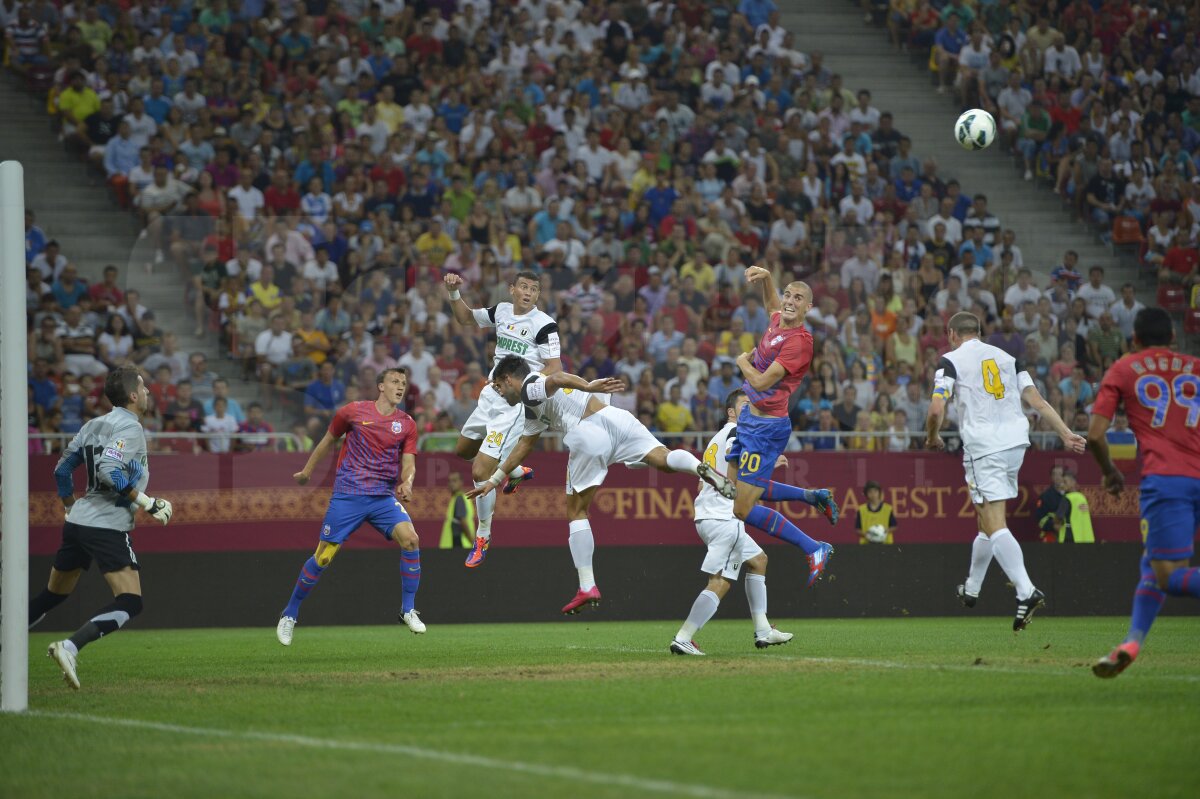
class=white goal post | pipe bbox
[2,160,30,713]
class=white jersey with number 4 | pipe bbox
[472,302,560,377]
[695,422,736,520]
[933,338,1033,458]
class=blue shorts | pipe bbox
[319,493,411,545]
[727,406,792,487]
[1140,475,1200,561]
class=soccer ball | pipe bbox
[866,524,887,544]
[955,109,996,151]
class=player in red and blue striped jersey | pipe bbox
[1087,308,1200,677]
[276,368,423,646]
[731,266,839,588]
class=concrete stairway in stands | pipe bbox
[0,76,272,427]
[782,0,1136,292]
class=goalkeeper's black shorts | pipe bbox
[53,521,141,574]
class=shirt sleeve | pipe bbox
[774,332,813,374]
[535,322,561,361]
[1091,362,1124,420]
[723,428,738,462]
[522,406,549,436]
[520,374,549,406]
[329,404,353,438]
[402,418,419,454]
[470,305,498,328]
[932,356,957,400]
[95,419,143,496]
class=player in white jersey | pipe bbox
[469,356,737,614]
[27,367,174,689]
[926,312,1086,631]
[669,389,794,656]
[444,270,561,568]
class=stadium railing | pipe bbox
[28,432,303,451]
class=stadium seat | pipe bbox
[1111,216,1144,247]
[1184,309,1200,336]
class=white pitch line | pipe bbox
[25,711,801,799]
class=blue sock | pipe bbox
[762,481,819,505]
[1165,567,1200,598]
[745,505,819,555]
[283,557,325,619]
[400,550,421,613]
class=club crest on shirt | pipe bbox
[114,439,126,450]
[391,421,403,434]
[770,335,785,346]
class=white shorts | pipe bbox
[696,518,764,580]
[562,406,662,495]
[963,445,1027,505]
[459,383,525,461]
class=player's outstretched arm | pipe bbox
[443,273,477,326]
[467,433,540,498]
[1084,412,1125,495]
[544,371,626,396]
[745,265,782,314]
[924,395,947,450]
[1020,385,1087,453]
[294,430,339,485]
[735,351,786,392]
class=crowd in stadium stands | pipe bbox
[8,0,1196,456]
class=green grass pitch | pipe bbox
[4,618,1196,799]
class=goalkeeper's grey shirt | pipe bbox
[56,407,150,532]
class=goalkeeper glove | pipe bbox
[134,493,174,525]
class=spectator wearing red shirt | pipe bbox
[1049,92,1082,134]
[87,264,125,310]
[1159,230,1199,287]
[264,168,300,216]
[405,18,443,64]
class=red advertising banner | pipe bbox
[26,451,1148,555]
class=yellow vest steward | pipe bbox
[440,491,475,548]
[1059,491,1095,543]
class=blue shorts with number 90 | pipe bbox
[727,406,792,487]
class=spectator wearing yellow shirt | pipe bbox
[443,174,476,222]
[76,6,113,55]
[679,255,716,292]
[656,384,694,433]
[415,219,455,265]
[374,84,405,134]
[718,316,756,354]
[294,310,331,365]
[57,71,101,144]
[249,264,282,311]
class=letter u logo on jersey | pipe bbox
[390,421,403,433]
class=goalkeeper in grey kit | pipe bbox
[29,367,174,690]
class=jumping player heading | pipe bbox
[445,271,560,568]
[731,266,838,587]
[1087,308,1200,677]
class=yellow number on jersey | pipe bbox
[703,443,719,470]
[981,358,1005,400]
[562,388,574,394]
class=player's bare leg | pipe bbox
[29,567,81,630]
[975,500,1043,631]
[562,487,602,614]
[640,446,735,498]
[734,479,833,587]
[392,521,426,633]
[278,541,340,645]
[1096,556,1200,678]
[49,567,144,690]
[460,436,534,568]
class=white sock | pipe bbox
[63,640,79,657]
[964,532,993,596]
[473,482,495,540]
[665,449,701,474]
[508,465,526,479]
[568,519,595,590]
[989,528,1035,601]
[745,573,770,636]
[676,590,720,642]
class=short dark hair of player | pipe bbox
[864,480,882,494]
[492,354,531,382]
[1133,307,1173,347]
[512,270,539,286]
[104,366,142,408]
[377,367,407,386]
[724,388,747,413]
[947,311,981,337]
